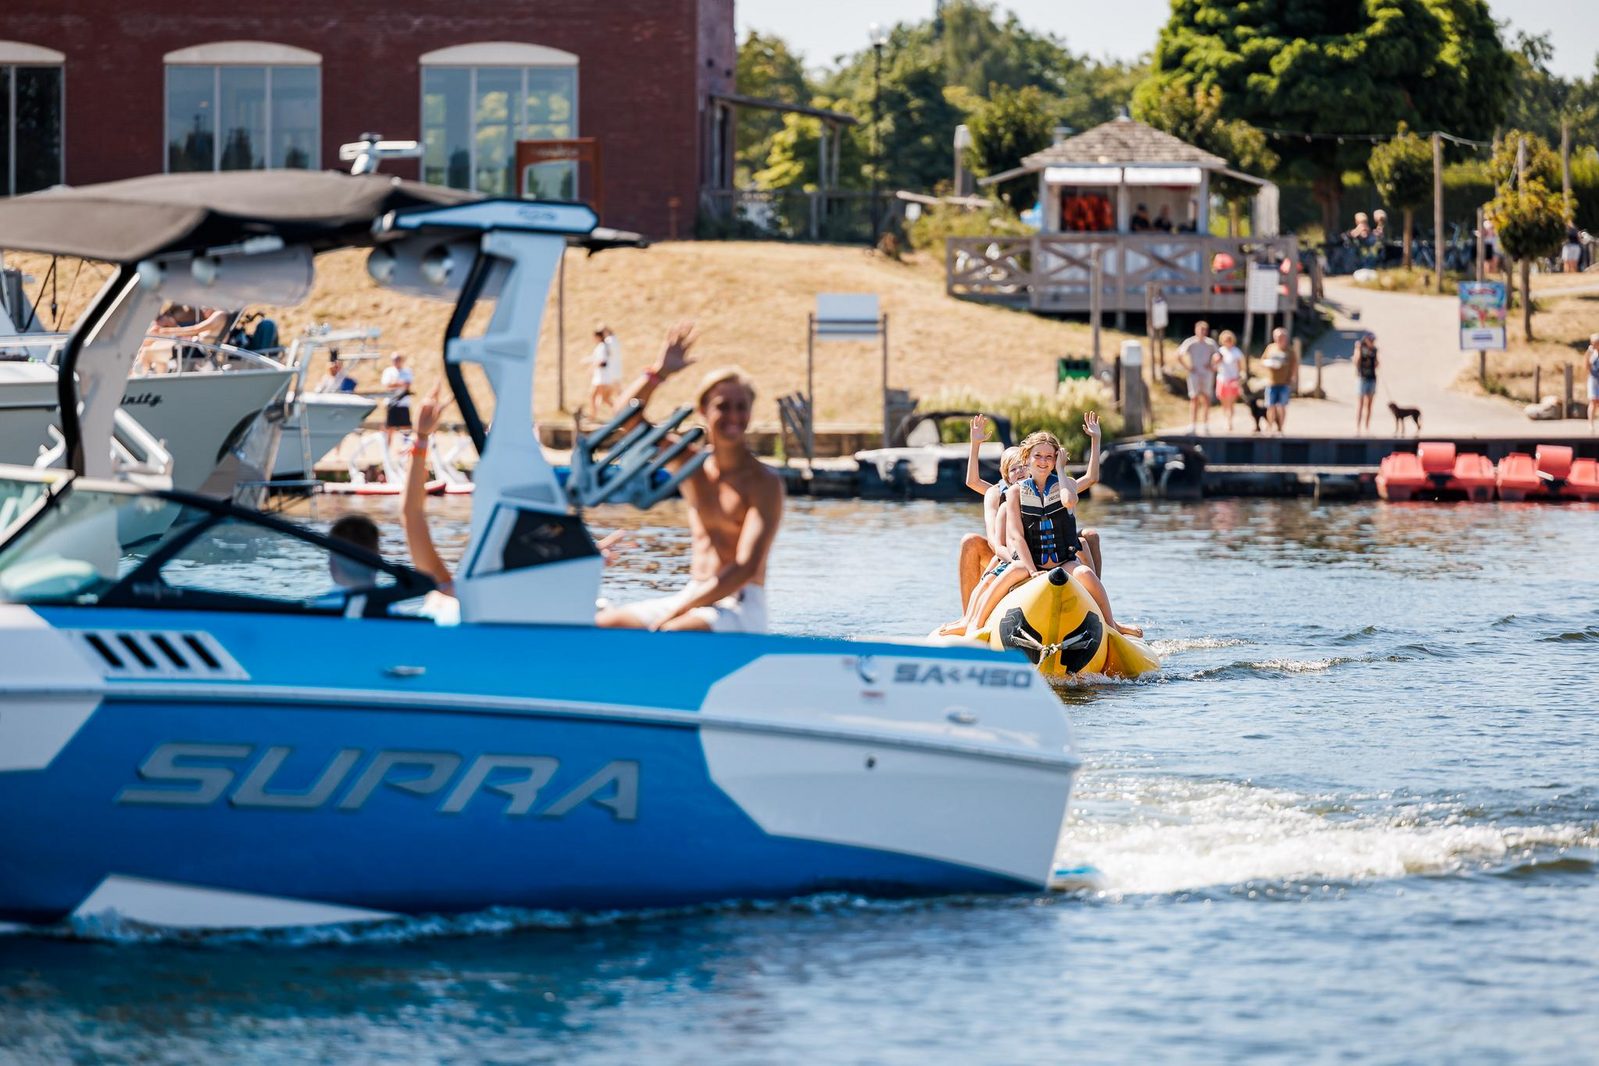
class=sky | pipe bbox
[737,0,1599,80]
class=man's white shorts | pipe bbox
[620,584,768,634]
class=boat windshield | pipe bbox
[0,474,431,616]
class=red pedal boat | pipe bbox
[1377,442,1494,502]
[1499,445,1599,502]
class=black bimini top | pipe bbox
[0,170,479,263]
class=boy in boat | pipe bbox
[1005,416,1141,637]
[596,323,784,633]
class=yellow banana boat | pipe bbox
[967,567,1160,681]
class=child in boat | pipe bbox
[1004,416,1141,637]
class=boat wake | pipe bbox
[1059,772,1597,898]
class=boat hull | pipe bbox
[269,393,377,478]
[0,606,1077,928]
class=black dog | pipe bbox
[1240,385,1270,433]
[1388,402,1422,436]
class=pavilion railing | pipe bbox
[946,233,1300,313]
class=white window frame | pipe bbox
[0,42,67,197]
[163,42,322,173]
[419,42,579,196]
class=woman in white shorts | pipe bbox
[1214,329,1245,432]
[586,325,623,414]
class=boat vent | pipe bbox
[76,630,249,681]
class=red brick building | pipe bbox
[0,0,735,237]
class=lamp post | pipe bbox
[953,123,973,198]
[868,22,888,242]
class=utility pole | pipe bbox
[1432,132,1445,293]
[1561,120,1572,203]
[868,24,887,244]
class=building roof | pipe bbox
[1022,116,1227,170]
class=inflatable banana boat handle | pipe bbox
[935,567,1161,681]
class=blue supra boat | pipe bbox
[0,171,1080,930]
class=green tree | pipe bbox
[1367,125,1434,267]
[1501,33,1599,151]
[1489,181,1569,339]
[735,33,814,184]
[1488,129,1563,190]
[1138,0,1515,234]
[1133,83,1277,234]
[965,84,1056,209]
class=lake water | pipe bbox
[3,496,1596,1063]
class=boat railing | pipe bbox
[134,335,288,378]
[0,331,71,364]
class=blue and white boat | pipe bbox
[0,171,1081,931]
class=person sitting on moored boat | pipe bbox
[1005,417,1142,637]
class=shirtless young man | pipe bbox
[596,323,784,633]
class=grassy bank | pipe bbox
[8,242,1135,429]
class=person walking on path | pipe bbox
[1178,321,1218,434]
[1354,332,1380,434]
[1587,334,1599,433]
[1260,328,1297,435]
[1214,329,1245,432]
[585,325,623,415]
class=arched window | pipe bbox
[0,42,64,196]
[420,42,578,197]
[164,42,321,172]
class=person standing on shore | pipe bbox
[1178,320,1218,435]
[1354,332,1379,435]
[380,351,414,454]
[1586,333,1599,433]
[585,325,623,415]
[1261,328,1296,435]
[1214,329,1245,433]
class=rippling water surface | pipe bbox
[4,497,1597,1064]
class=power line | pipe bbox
[1256,126,1493,149]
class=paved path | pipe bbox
[1155,279,1535,438]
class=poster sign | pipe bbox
[1458,281,1507,350]
[1245,262,1279,313]
[1150,297,1169,331]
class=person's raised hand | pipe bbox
[1084,410,1101,440]
[970,414,989,443]
[416,384,449,438]
[655,321,698,380]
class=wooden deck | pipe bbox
[945,233,1300,316]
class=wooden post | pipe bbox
[1475,207,1485,282]
[1292,338,1303,396]
[880,313,891,447]
[1479,349,1487,386]
[1315,349,1324,398]
[1432,132,1445,294]
[1565,362,1575,418]
[1090,247,1103,373]
[556,246,566,412]
[805,313,816,464]
[1534,364,1541,402]
[1241,307,1254,357]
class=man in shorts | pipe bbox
[1177,320,1218,434]
[380,352,414,453]
[1261,327,1297,435]
[596,323,784,633]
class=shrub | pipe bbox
[923,379,1124,460]
[905,201,1032,254]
